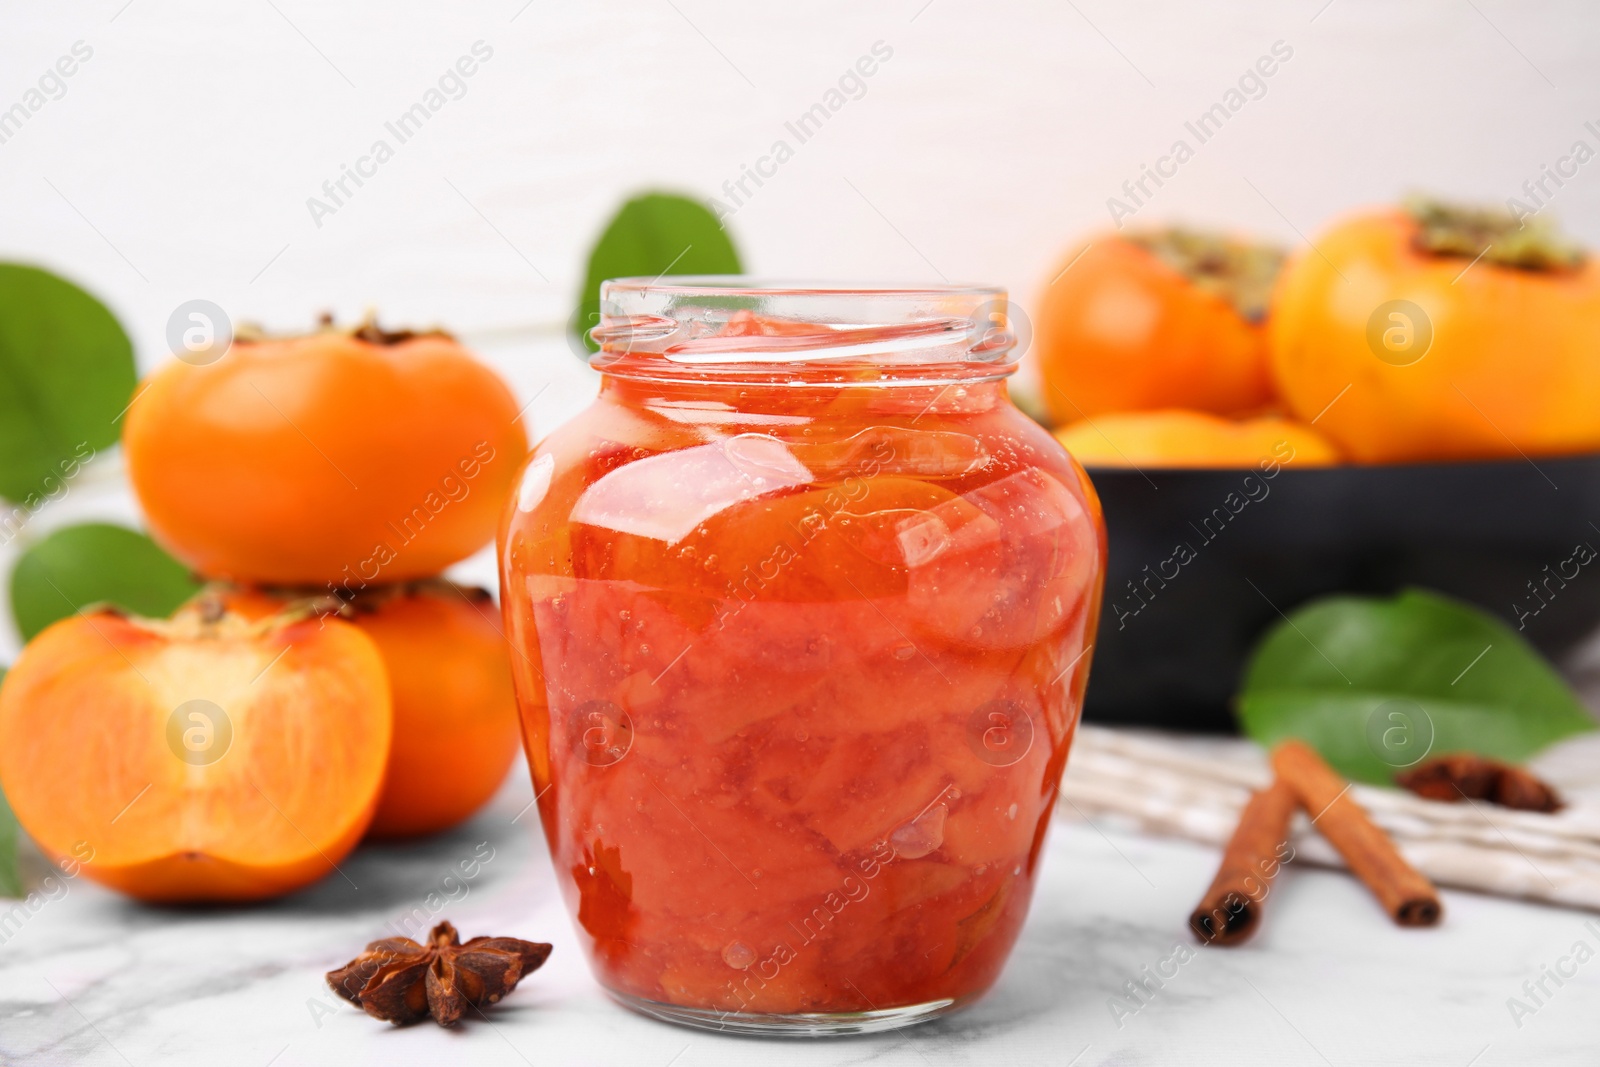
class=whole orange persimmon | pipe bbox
[1054,410,1339,469]
[1034,230,1284,423]
[1270,199,1600,463]
[220,581,520,839]
[0,603,391,902]
[124,319,528,586]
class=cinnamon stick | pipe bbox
[1189,778,1297,945]
[1272,740,1442,926]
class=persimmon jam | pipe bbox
[499,282,1105,1034]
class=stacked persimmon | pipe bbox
[1036,199,1600,467]
[0,319,528,902]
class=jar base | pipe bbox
[607,990,966,1037]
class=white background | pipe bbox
[2,0,1599,659]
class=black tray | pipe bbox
[1082,453,1600,732]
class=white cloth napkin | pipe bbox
[1058,725,1600,911]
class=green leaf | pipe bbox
[10,523,200,641]
[574,192,742,355]
[0,264,135,503]
[0,796,17,899]
[1238,588,1596,784]
[0,666,16,899]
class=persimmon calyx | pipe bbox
[331,577,495,617]
[1124,228,1286,323]
[163,587,331,640]
[188,578,494,626]
[1406,195,1585,272]
[231,311,455,347]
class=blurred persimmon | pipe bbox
[0,604,391,902]
[1053,410,1339,469]
[1034,230,1284,423]
[222,581,519,840]
[1270,199,1600,463]
[124,318,528,586]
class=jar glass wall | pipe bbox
[498,281,1105,1035]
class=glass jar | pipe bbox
[499,281,1104,1035]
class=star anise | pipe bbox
[327,920,552,1026]
[1396,753,1563,813]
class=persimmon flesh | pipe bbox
[224,582,520,839]
[0,607,391,902]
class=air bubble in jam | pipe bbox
[722,941,756,970]
[897,513,952,567]
[889,803,948,860]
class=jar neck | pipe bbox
[589,281,1022,388]
[589,349,1018,390]
[598,373,1015,419]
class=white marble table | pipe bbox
[2,752,1595,1067]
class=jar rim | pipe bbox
[601,277,1005,300]
[591,276,1021,384]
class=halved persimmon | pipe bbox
[123,318,528,585]
[0,604,391,902]
[220,581,520,839]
